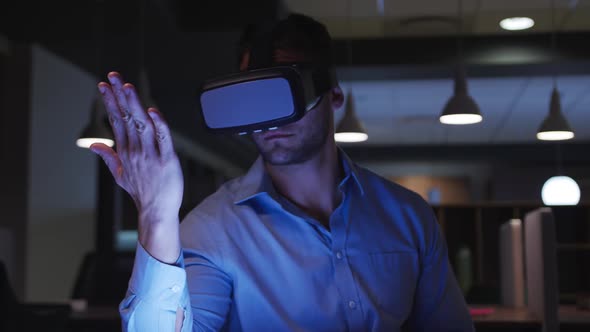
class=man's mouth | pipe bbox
[262,132,293,141]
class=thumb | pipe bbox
[90,143,123,180]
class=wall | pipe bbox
[361,161,492,203]
[0,44,31,299]
[389,175,472,205]
[25,45,98,302]
[491,163,590,203]
[362,160,589,205]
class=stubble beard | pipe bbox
[254,115,330,166]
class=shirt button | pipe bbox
[335,251,343,259]
[348,300,357,310]
[171,284,181,293]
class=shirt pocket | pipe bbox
[368,251,419,319]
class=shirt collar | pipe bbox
[233,148,364,205]
[338,149,365,196]
[233,156,276,205]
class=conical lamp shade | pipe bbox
[536,88,574,141]
[76,95,115,148]
[335,91,368,143]
[440,66,482,125]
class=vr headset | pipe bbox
[197,22,337,135]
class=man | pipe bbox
[91,14,474,332]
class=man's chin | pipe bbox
[255,141,311,165]
[260,149,297,166]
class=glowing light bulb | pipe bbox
[500,17,535,31]
[541,176,581,206]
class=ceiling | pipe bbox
[337,74,590,145]
[285,0,590,37]
[284,0,590,147]
[1,0,589,166]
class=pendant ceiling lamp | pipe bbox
[542,175,580,206]
[335,0,368,143]
[77,0,113,149]
[335,91,368,143]
[541,143,580,206]
[440,66,482,125]
[536,0,574,141]
[76,98,115,148]
[539,0,579,205]
[440,0,482,125]
[536,88,574,141]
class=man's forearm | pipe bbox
[138,213,181,264]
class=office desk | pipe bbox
[471,306,540,332]
[68,306,120,331]
[69,305,544,331]
[61,304,590,332]
[471,305,590,332]
[560,304,590,324]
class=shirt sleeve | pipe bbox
[119,243,193,332]
[119,224,234,332]
[404,203,475,332]
[180,211,234,331]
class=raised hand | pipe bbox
[90,72,183,263]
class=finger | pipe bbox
[123,83,156,154]
[98,82,127,150]
[147,108,175,159]
[90,143,124,184]
[107,72,139,148]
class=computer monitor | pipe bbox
[524,208,559,332]
[499,219,525,308]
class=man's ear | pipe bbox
[329,85,344,110]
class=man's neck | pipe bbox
[264,143,343,228]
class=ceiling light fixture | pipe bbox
[536,88,574,140]
[77,0,113,149]
[536,0,574,141]
[499,17,535,31]
[439,0,483,126]
[541,175,580,206]
[76,98,114,148]
[541,143,580,206]
[335,0,368,143]
[335,91,368,143]
[539,0,579,205]
[440,67,483,125]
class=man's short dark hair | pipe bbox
[237,13,334,68]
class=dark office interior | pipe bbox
[1,0,589,331]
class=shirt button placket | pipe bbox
[331,203,364,328]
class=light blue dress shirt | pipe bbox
[120,151,474,331]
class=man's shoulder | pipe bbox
[355,165,440,252]
[356,165,429,210]
[179,175,247,251]
[183,175,243,219]
[179,174,249,231]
